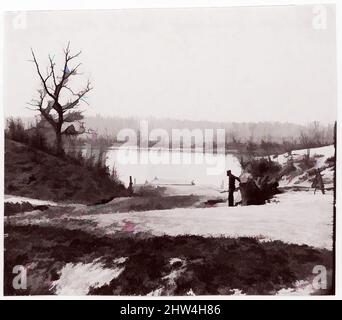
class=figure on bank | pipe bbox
[227,170,241,207]
[312,169,325,195]
[128,176,134,196]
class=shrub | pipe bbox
[110,163,121,184]
[4,202,34,216]
[28,127,47,151]
[4,202,48,216]
[280,161,297,177]
[325,156,335,166]
[248,158,281,179]
[296,156,316,171]
[6,118,28,143]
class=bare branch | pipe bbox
[62,80,92,112]
[63,85,78,96]
[48,54,57,87]
[53,44,82,99]
[30,48,56,101]
[66,63,82,77]
[25,106,39,111]
[27,88,57,129]
[64,110,84,123]
[63,41,71,56]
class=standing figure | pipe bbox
[312,169,325,195]
[227,170,240,207]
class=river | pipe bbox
[106,147,241,187]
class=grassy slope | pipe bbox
[5,139,125,204]
[4,225,333,295]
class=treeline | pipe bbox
[229,133,331,157]
[6,116,335,158]
[82,115,334,145]
[5,118,47,151]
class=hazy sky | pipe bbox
[4,5,337,124]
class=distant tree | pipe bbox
[28,42,92,155]
[299,131,312,163]
[6,117,27,143]
[325,123,335,144]
[260,139,273,161]
[228,132,241,147]
[311,121,323,146]
[111,164,120,184]
[27,118,47,151]
[282,138,296,158]
[246,139,257,158]
[248,123,256,141]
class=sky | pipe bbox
[3,5,337,124]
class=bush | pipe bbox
[6,118,28,143]
[296,156,316,171]
[28,127,47,151]
[280,161,297,177]
[6,117,49,152]
[110,163,121,184]
[325,156,335,166]
[4,202,34,216]
[248,158,281,179]
[64,142,113,179]
[4,202,49,216]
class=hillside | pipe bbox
[276,145,335,190]
[5,139,126,204]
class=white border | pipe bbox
[0,0,340,300]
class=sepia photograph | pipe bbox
[2,3,337,297]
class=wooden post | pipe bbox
[128,176,133,196]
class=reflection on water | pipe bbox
[106,148,241,187]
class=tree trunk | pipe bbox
[239,178,279,206]
[305,148,310,165]
[55,130,64,156]
[239,180,265,206]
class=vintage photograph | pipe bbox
[3,5,337,296]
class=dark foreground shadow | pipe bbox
[4,225,333,296]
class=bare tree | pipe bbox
[28,42,92,155]
[299,131,312,163]
[248,123,256,141]
[282,137,296,158]
[246,139,257,159]
[311,121,323,146]
[228,132,241,147]
[260,138,275,161]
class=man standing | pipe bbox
[227,170,240,207]
[312,169,325,195]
